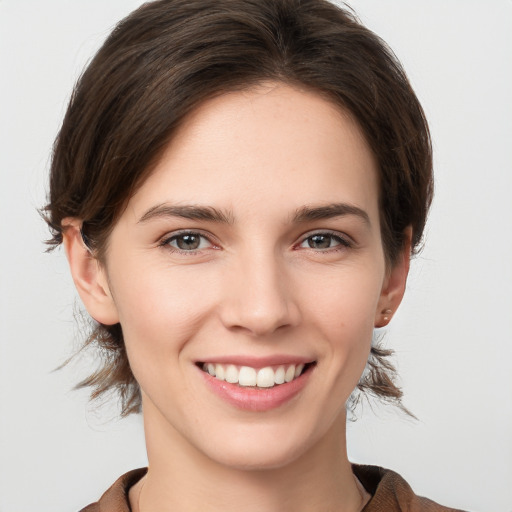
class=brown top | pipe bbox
[79,465,467,512]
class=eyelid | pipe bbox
[295,229,354,250]
[158,229,220,252]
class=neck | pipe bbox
[133,403,364,512]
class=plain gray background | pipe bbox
[0,1,511,511]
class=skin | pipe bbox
[64,83,410,512]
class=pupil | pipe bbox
[309,235,330,249]
[177,234,200,250]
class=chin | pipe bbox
[197,420,327,472]
[209,441,307,472]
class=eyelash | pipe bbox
[158,230,353,255]
[296,231,353,252]
[158,230,216,254]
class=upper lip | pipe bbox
[197,354,315,368]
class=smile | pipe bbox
[200,362,313,388]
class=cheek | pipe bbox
[107,263,217,369]
[300,265,382,384]
[111,256,213,323]
[301,264,383,333]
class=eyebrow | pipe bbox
[138,202,370,227]
[138,204,234,224]
[292,203,371,226]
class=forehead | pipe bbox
[125,83,379,223]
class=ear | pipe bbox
[375,227,412,328]
[62,218,120,325]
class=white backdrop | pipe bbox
[0,1,511,511]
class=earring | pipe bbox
[382,308,392,323]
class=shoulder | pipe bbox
[353,465,467,512]
[79,468,147,512]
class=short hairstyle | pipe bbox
[44,0,433,416]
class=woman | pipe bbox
[44,0,465,510]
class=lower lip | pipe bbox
[199,366,313,412]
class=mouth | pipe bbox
[197,361,315,389]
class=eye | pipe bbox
[299,233,350,250]
[162,232,213,252]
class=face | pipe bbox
[89,83,407,469]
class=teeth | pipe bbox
[294,363,304,378]
[274,366,285,385]
[225,364,238,384]
[215,364,225,381]
[238,366,257,386]
[284,365,295,383]
[257,367,275,388]
[202,363,307,388]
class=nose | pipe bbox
[219,250,301,337]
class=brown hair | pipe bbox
[44,0,432,416]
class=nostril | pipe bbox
[217,268,301,336]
